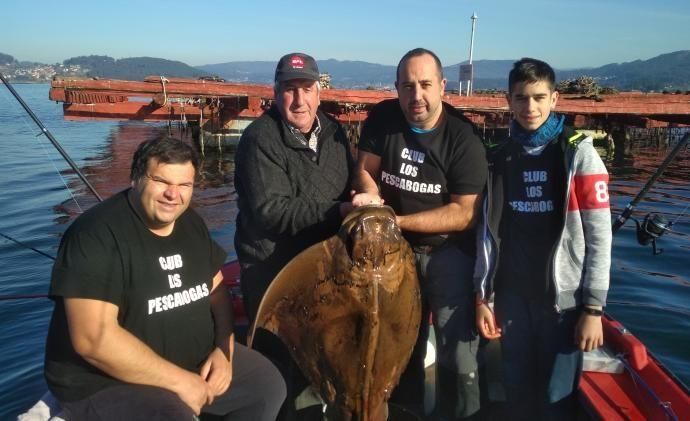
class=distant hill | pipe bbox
[199,51,690,91]
[2,51,688,91]
[63,55,208,80]
[0,52,16,65]
[198,59,397,88]
[319,59,396,89]
[197,58,514,90]
[444,60,514,91]
[558,51,690,91]
[197,61,276,84]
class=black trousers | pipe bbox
[59,344,286,421]
[240,264,314,421]
[390,245,481,420]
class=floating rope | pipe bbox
[199,97,205,156]
[160,76,169,106]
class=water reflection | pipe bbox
[604,129,690,386]
[55,123,239,239]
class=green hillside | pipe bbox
[63,55,208,80]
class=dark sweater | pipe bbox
[234,106,353,278]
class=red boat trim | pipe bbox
[580,316,690,420]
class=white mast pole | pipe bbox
[467,12,478,96]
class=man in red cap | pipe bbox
[234,52,354,419]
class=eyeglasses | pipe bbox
[144,174,194,192]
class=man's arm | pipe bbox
[351,151,384,206]
[397,193,481,233]
[64,298,211,414]
[573,141,612,351]
[353,150,481,232]
[199,270,235,398]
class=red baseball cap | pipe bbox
[274,52,320,83]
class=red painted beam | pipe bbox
[62,102,204,122]
[53,77,275,98]
[62,102,375,124]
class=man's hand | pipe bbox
[173,370,214,415]
[351,191,384,208]
[476,302,501,340]
[200,347,233,399]
[64,297,215,415]
[574,312,604,352]
[351,151,383,207]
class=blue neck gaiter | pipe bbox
[511,113,565,147]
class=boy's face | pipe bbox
[507,80,559,132]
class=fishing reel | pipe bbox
[632,213,671,255]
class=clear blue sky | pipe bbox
[3,0,689,69]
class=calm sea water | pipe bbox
[1,84,688,419]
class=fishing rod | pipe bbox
[0,74,102,302]
[0,72,103,202]
[0,293,49,302]
[0,232,53,299]
[612,132,690,235]
[0,232,55,260]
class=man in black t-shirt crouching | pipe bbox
[352,48,488,419]
[44,136,286,420]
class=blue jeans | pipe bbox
[494,294,582,420]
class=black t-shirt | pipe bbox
[495,141,565,300]
[45,190,227,402]
[358,99,487,250]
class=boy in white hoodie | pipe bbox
[474,58,612,420]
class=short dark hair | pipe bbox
[508,58,556,94]
[396,48,444,83]
[130,136,199,182]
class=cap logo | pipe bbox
[290,56,305,69]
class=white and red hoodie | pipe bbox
[474,128,612,311]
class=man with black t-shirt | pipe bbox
[44,137,286,420]
[352,48,488,419]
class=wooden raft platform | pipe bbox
[49,76,690,129]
